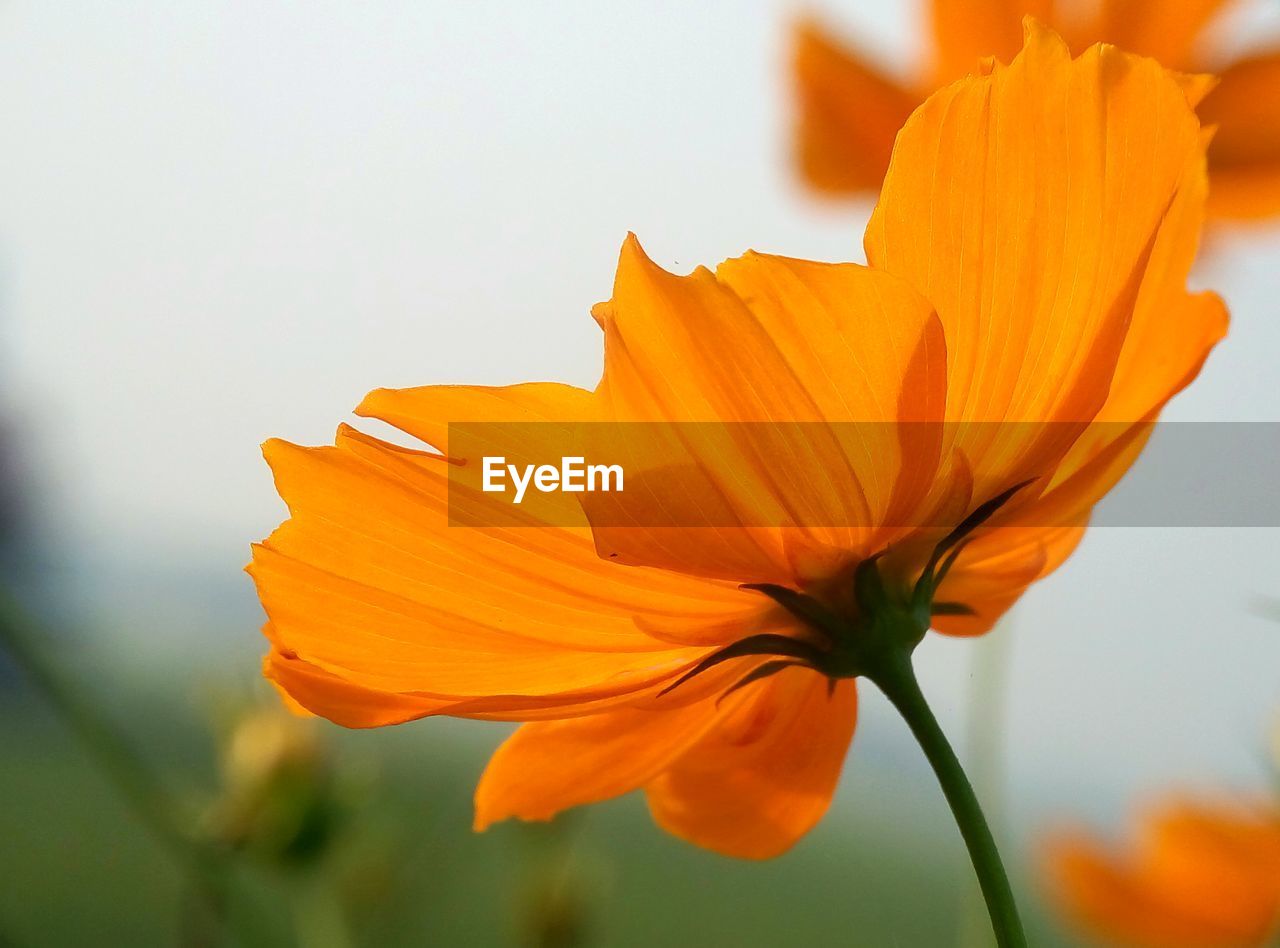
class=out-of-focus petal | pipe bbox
[1048,834,1250,946]
[1205,162,1280,221]
[1200,52,1280,220]
[929,0,1052,83]
[645,669,857,859]
[792,19,919,195]
[1045,801,1280,946]
[1092,0,1232,70]
[1145,805,1280,918]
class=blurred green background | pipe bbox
[0,640,1074,946]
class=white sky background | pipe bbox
[0,1,1278,833]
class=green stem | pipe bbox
[0,587,245,942]
[866,649,1027,948]
[0,591,188,852]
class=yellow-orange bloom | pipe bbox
[250,23,1226,859]
[795,0,1280,221]
[1044,799,1280,946]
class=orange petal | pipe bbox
[1099,290,1226,426]
[265,647,450,728]
[929,0,1052,83]
[356,381,596,529]
[251,537,697,697]
[932,524,1083,636]
[791,18,920,196]
[590,236,946,583]
[866,20,1209,499]
[267,642,711,726]
[356,380,595,459]
[1036,119,1226,531]
[252,404,767,712]
[1101,115,1226,423]
[713,250,949,560]
[645,669,857,859]
[473,697,725,830]
[1011,188,1225,574]
[1200,52,1280,220]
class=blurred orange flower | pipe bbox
[795,1,1280,220]
[250,23,1225,858]
[1044,799,1280,946]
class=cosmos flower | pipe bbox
[1044,798,1280,946]
[794,0,1280,220]
[249,22,1225,862]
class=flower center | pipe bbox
[658,480,1034,701]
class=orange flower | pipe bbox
[1044,799,1280,946]
[795,1,1280,221]
[250,23,1225,859]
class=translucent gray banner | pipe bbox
[444,422,1280,528]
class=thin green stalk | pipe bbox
[0,591,190,852]
[867,649,1027,948]
[0,588,249,943]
